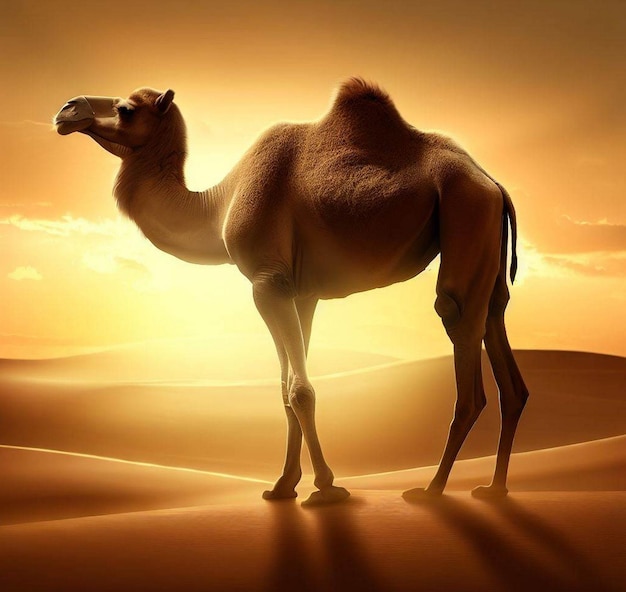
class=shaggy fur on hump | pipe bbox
[334,77,393,107]
[330,77,408,133]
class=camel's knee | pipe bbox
[502,386,529,420]
[288,381,316,414]
[488,277,510,318]
[452,395,486,431]
[435,290,461,332]
[436,290,487,343]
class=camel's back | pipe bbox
[271,80,440,296]
[310,78,417,155]
[225,79,494,298]
[293,78,431,217]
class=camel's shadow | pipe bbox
[262,493,618,592]
[263,496,386,592]
[404,494,618,592]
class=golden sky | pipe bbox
[1,0,624,359]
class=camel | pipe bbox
[54,78,529,505]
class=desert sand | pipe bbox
[1,343,625,591]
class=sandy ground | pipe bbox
[2,347,625,591]
[1,439,625,592]
[1,491,624,592]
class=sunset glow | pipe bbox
[2,6,625,591]
[1,1,624,360]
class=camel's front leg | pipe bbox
[263,297,319,499]
[262,340,303,500]
[253,276,349,506]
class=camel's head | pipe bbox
[54,88,178,158]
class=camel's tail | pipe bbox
[495,182,518,284]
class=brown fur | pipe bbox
[56,79,529,503]
[334,77,395,108]
[113,89,188,216]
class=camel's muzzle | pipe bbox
[54,95,117,135]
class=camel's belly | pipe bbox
[302,246,438,299]
[295,192,439,299]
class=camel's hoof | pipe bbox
[471,484,509,499]
[262,488,298,501]
[402,487,443,502]
[301,486,350,507]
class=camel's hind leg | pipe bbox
[473,272,529,498]
[409,336,487,498]
[404,182,502,500]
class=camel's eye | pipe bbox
[117,105,135,120]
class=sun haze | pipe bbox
[2,4,626,588]
[1,1,624,360]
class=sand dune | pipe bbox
[0,335,396,382]
[2,347,624,591]
[2,433,623,527]
[1,350,625,477]
[2,440,624,591]
[338,434,626,492]
[0,445,271,526]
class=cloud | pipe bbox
[543,252,626,278]
[549,216,626,254]
[81,249,163,293]
[509,235,626,281]
[0,202,52,209]
[81,251,118,275]
[114,256,151,277]
[8,266,42,281]
[1,213,161,288]
[523,216,626,278]
[82,251,151,278]
[521,214,626,279]
[0,214,125,237]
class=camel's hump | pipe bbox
[333,77,395,109]
[318,78,414,148]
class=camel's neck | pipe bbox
[114,153,234,265]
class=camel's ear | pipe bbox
[155,89,175,114]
